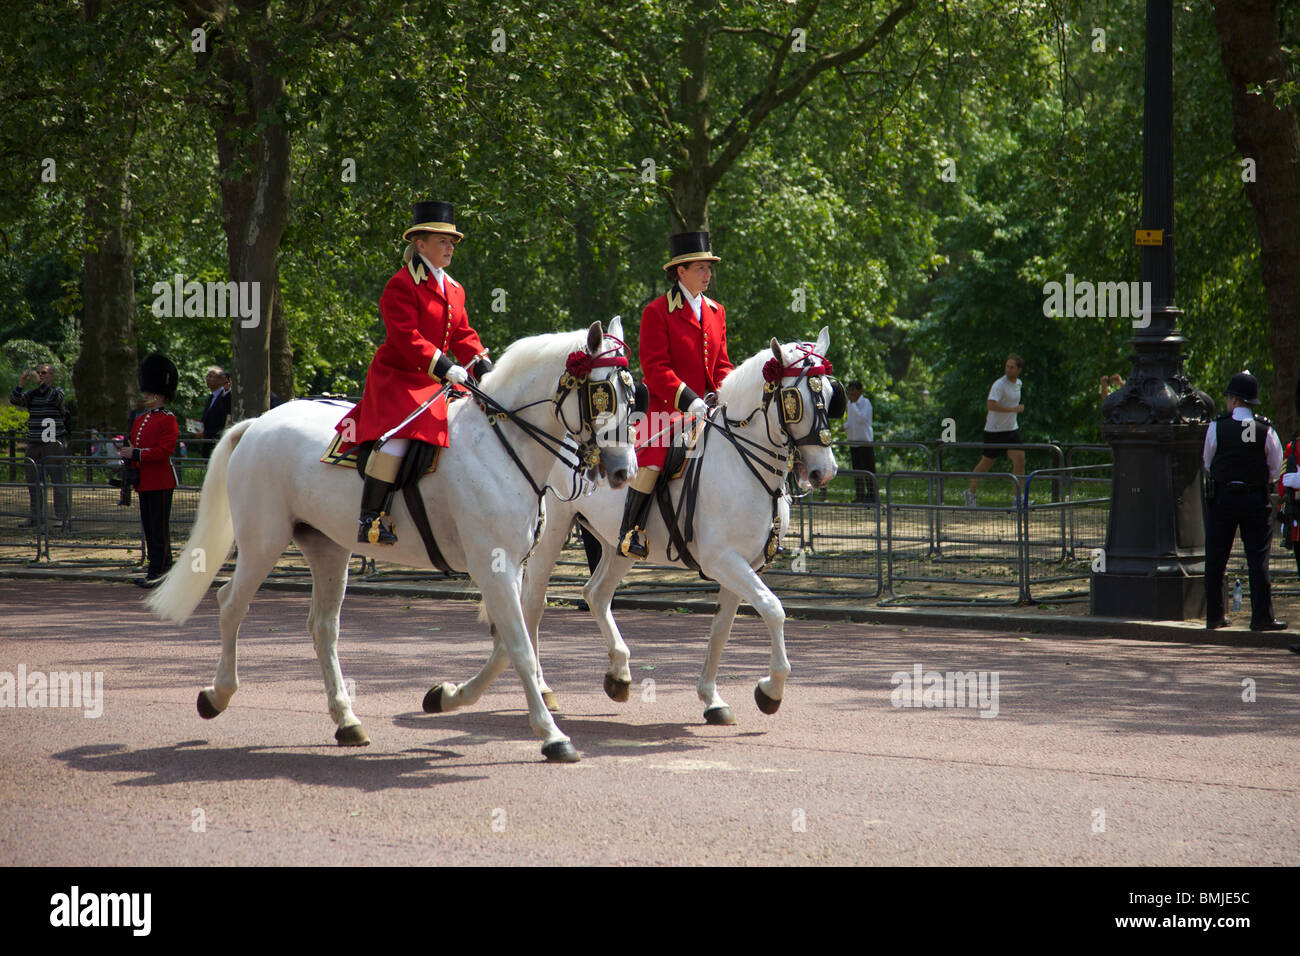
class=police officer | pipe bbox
[335,201,492,545]
[617,230,733,558]
[1203,371,1287,631]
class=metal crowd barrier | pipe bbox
[1020,464,1112,603]
[0,457,43,562]
[884,471,1025,605]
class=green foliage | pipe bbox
[0,0,1281,439]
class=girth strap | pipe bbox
[402,482,455,575]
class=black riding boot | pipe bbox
[358,475,398,545]
[618,487,654,559]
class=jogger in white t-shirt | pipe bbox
[965,354,1025,506]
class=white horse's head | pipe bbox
[714,327,840,491]
[483,317,638,490]
[565,316,639,490]
[766,327,840,490]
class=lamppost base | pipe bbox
[1091,571,1206,621]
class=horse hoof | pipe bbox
[704,706,736,726]
[542,690,560,713]
[542,740,580,763]
[603,674,631,702]
[196,691,221,720]
[754,685,782,715]
[335,724,370,747]
[422,684,446,713]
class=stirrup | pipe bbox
[359,510,397,545]
[620,527,647,559]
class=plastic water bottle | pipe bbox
[1232,579,1242,613]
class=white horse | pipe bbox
[148,319,636,762]
[426,329,840,726]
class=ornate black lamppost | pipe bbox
[1090,0,1215,620]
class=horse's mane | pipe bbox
[717,342,804,406]
[487,328,591,393]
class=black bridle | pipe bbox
[699,345,842,496]
[461,337,634,501]
[659,344,842,571]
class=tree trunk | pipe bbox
[75,166,138,432]
[269,287,293,403]
[205,11,291,422]
[671,6,712,231]
[1214,0,1300,440]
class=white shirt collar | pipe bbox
[419,256,446,293]
[684,288,703,319]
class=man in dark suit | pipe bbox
[200,365,231,458]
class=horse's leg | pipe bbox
[198,527,292,720]
[585,548,636,702]
[296,527,368,746]
[700,550,791,716]
[697,587,743,725]
[474,555,578,762]
[521,518,571,712]
[423,621,511,714]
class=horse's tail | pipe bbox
[147,419,254,624]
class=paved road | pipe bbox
[1,580,1296,866]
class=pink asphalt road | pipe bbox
[2,580,1297,866]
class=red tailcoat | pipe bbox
[635,284,733,469]
[336,258,486,449]
[130,408,178,492]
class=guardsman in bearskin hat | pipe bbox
[1203,371,1288,631]
[118,352,180,588]
[335,201,493,545]
[617,230,733,558]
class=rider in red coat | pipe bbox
[618,231,732,558]
[336,201,492,545]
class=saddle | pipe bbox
[320,422,451,575]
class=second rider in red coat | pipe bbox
[618,230,733,558]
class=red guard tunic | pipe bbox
[130,408,178,491]
[635,283,733,470]
[336,257,486,449]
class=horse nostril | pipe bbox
[809,470,822,485]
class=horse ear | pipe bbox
[770,338,783,365]
[587,320,603,354]
[608,314,623,343]
[815,326,830,357]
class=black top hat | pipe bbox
[664,231,721,270]
[403,201,464,242]
[139,353,178,402]
[1226,371,1260,406]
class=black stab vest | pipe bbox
[1210,414,1270,488]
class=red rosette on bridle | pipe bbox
[566,351,594,379]
[763,357,783,383]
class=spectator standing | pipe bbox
[8,363,70,528]
[844,380,875,503]
[965,354,1025,506]
[199,365,231,458]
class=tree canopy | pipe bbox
[0,0,1290,442]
